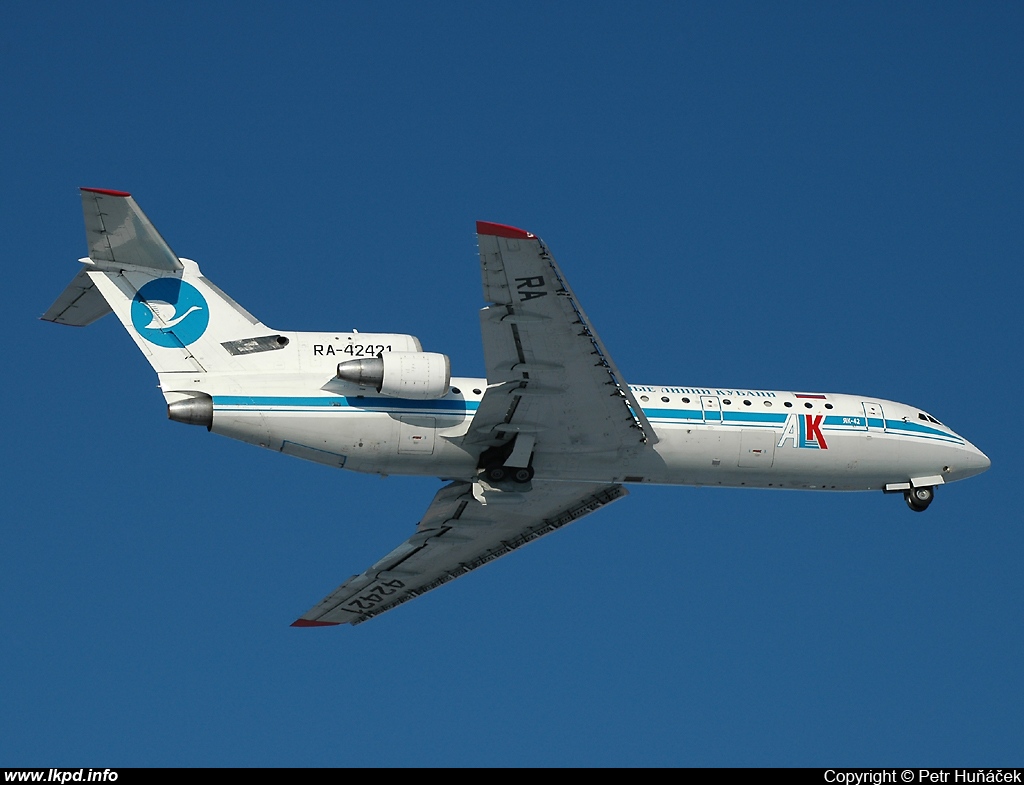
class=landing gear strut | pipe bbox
[904,486,935,512]
[478,435,535,485]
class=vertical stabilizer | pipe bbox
[43,188,271,375]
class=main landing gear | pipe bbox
[484,463,535,484]
[478,434,535,485]
[904,486,935,512]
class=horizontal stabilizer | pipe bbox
[41,268,111,326]
[80,187,182,271]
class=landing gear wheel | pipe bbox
[512,466,535,484]
[485,464,507,483]
[905,486,934,512]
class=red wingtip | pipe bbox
[476,221,535,240]
[291,618,340,628]
[81,187,132,197]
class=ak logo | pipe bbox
[778,413,829,450]
[130,278,210,347]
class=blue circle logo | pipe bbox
[131,279,210,347]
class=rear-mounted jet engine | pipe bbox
[336,351,451,400]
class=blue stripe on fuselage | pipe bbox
[212,396,965,445]
[214,395,479,413]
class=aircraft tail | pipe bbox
[43,188,274,376]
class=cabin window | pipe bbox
[743,399,752,406]
[473,388,481,395]
[764,401,772,407]
[804,402,813,408]
[681,397,690,404]
[661,396,669,402]
[784,402,793,408]
[451,388,461,395]
[640,395,649,402]
[825,403,833,409]
[723,399,731,405]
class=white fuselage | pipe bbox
[49,191,993,625]
[183,331,989,493]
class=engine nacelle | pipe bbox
[336,352,451,400]
[167,393,214,429]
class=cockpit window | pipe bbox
[919,412,943,426]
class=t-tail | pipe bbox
[44,188,448,440]
[42,187,286,424]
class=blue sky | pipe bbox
[3,2,1022,766]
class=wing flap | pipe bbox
[294,480,627,626]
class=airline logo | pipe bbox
[130,279,209,347]
[778,413,829,450]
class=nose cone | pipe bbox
[967,442,991,475]
[954,439,991,480]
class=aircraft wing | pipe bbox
[468,222,657,452]
[293,480,627,626]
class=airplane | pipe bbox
[43,187,991,626]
